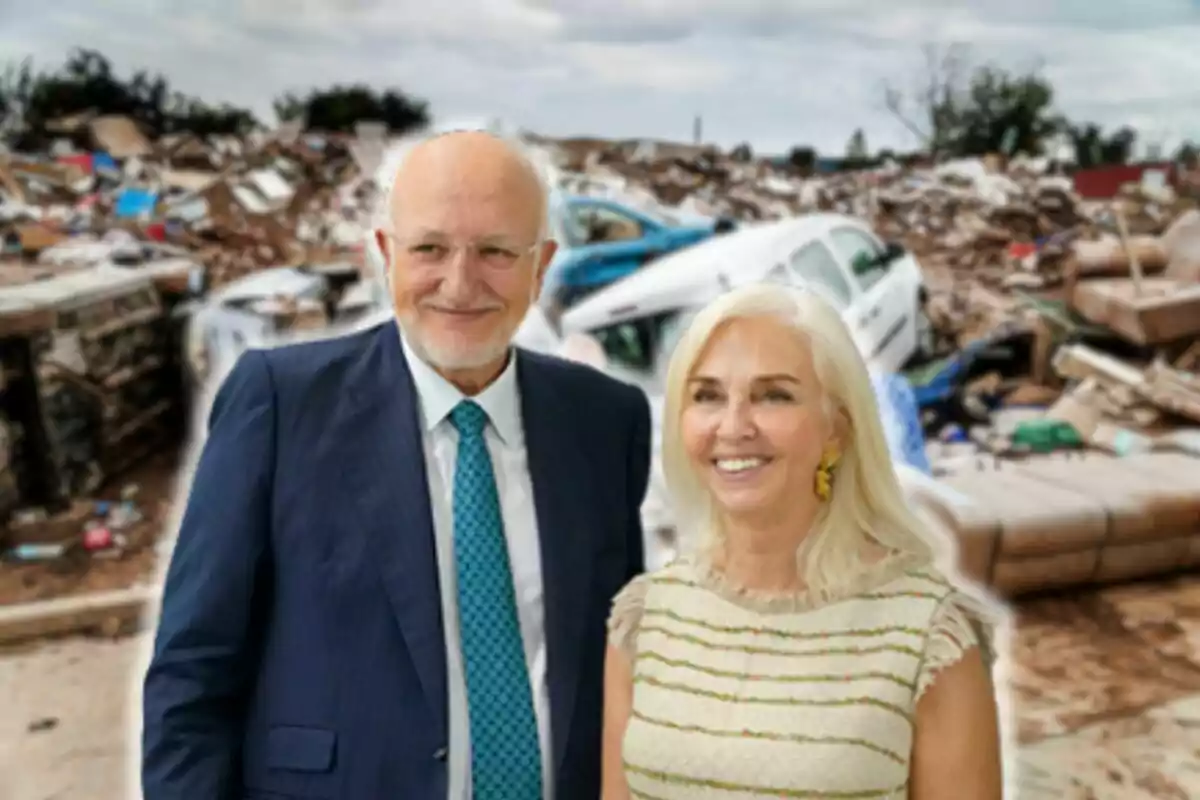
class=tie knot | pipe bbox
[450,400,489,437]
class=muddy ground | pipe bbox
[1011,576,1200,798]
[0,452,181,606]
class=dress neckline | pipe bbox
[679,549,935,615]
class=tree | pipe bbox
[786,146,816,173]
[273,84,429,134]
[955,65,1059,156]
[1066,123,1137,167]
[170,98,258,137]
[845,128,868,160]
[0,58,35,135]
[729,142,753,161]
[1,48,260,148]
[881,43,971,156]
[882,44,1059,158]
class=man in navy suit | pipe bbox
[141,131,651,799]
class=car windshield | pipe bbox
[588,310,681,375]
[632,203,681,227]
[555,198,688,249]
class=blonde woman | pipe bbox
[601,285,1005,800]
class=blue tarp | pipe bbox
[906,335,999,408]
[871,372,931,474]
[93,152,118,171]
[114,189,158,218]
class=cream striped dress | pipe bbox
[607,553,997,800]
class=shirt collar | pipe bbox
[397,322,522,445]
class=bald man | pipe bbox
[142,132,651,800]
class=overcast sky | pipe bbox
[2,0,1197,155]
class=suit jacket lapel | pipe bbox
[335,324,448,744]
[518,352,597,772]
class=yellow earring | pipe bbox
[815,448,840,502]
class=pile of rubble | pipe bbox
[1,114,378,289]
[543,138,1199,285]
[1,122,1199,581]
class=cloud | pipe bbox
[2,1,1197,154]
[566,43,731,91]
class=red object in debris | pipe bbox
[1007,242,1037,259]
[1071,162,1179,200]
[83,526,114,550]
[57,153,94,173]
[145,223,167,241]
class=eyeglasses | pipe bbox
[385,234,540,270]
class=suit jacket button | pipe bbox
[433,746,448,761]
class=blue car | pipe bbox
[540,194,733,310]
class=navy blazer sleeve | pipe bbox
[142,349,277,799]
[624,387,652,582]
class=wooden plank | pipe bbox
[1071,278,1200,345]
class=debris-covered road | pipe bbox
[0,452,177,606]
[1012,575,1200,798]
[1,633,146,800]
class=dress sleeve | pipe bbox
[607,574,652,660]
[914,590,1000,703]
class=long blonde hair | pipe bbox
[661,283,946,601]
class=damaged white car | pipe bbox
[561,212,932,378]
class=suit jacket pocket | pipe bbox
[266,726,337,773]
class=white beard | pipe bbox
[396,281,540,373]
[397,314,514,372]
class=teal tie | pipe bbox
[450,400,542,799]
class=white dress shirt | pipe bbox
[399,332,553,800]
